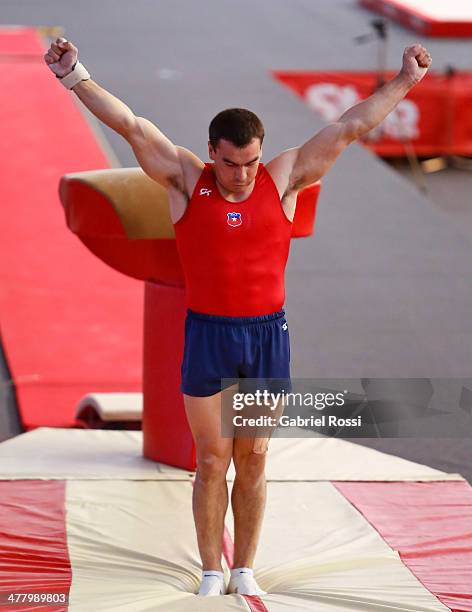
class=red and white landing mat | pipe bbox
[0,428,471,611]
[359,0,472,37]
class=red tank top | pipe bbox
[173,162,293,316]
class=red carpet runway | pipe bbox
[0,28,142,430]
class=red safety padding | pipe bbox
[80,235,185,286]
[292,182,320,238]
[359,0,472,38]
[142,283,195,469]
[334,480,472,612]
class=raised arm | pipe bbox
[267,44,432,196]
[44,38,194,191]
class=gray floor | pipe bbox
[1,0,471,481]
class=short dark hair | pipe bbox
[209,108,264,150]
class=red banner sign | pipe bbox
[273,70,472,157]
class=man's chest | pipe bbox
[169,186,295,226]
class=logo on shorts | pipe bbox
[227,212,242,227]
[199,188,212,197]
[282,322,288,331]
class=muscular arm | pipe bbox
[44,38,199,190]
[71,79,185,189]
[268,44,432,195]
[71,78,135,138]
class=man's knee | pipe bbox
[233,440,268,480]
[196,449,231,482]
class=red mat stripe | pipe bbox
[334,480,472,612]
[221,504,268,611]
[239,595,269,611]
[0,27,142,429]
[0,480,71,611]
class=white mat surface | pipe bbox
[66,479,450,611]
[0,427,464,481]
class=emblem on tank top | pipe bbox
[227,212,242,227]
[199,188,212,196]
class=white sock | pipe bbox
[198,569,225,596]
[228,567,267,596]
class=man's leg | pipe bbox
[228,393,285,595]
[184,386,235,588]
[227,434,269,596]
[231,435,268,568]
[231,310,290,568]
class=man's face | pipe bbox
[208,138,262,193]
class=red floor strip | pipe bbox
[0,480,71,611]
[222,523,234,570]
[0,27,142,429]
[334,480,472,612]
[240,595,269,612]
[221,496,268,611]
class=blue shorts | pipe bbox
[180,308,292,397]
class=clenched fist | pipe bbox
[43,37,78,77]
[401,44,432,85]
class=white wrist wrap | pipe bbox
[59,62,90,89]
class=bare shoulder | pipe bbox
[176,146,205,199]
[264,147,300,199]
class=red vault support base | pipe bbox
[142,282,196,470]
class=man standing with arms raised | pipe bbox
[44,38,431,597]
